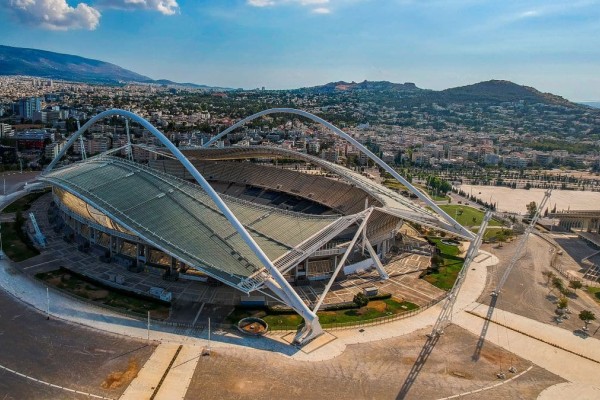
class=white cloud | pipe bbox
[96,0,179,15]
[312,7,331,13]
[247,0,276,6]
[7,0,101,30]
[247,0,333,14]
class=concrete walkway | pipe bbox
[154,345,204,400]
[537,382,600,400]
[454,309,600,385]
[467,303,600,364]
[120,343,181,400]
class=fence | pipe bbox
[265,294,447,332]
[29,266,448,335]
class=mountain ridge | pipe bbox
[0,45,585,107]
[0,44,221,89]
[302,79,577,107]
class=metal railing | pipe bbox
[265,294,446,332]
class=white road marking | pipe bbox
[0,362,113,399]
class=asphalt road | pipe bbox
[0,286,155,399]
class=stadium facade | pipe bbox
[41,108,471,344]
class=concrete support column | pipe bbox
[136,243,146,267]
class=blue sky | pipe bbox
[1,0,599,101]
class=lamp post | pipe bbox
[147,311,150,342]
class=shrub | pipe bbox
[353,292,369,308]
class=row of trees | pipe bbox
[542,271,596,330]
[451,187,498,211]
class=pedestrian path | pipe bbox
[154,345,204,400]
[466,302,600,364]
[120,343,181,400]
[454,310,600,385]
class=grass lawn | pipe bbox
[473,226,514,242]
[423,237,464,291]
[587,287,600,303]
[37,268,170,319]
[1,221,40,262]
[2,190,50,214]
[428,192,449,201]
[227,298,418,329]
[382,178,407,191]
[439,204,502,227]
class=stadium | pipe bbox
[40,108,472,344]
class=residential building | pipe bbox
[17,97,42,120]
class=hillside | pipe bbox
[302,79,578,108]
[0,45,225,88]
[434,80,574,107]
[301,80,423,94]
[0,45,152,83]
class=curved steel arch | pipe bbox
[44,109,322,344]
[203,108,474,239]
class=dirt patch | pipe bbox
[185,324,564,400]
[85,289,110,300]
[47,276,61,286]
[479,346,513,365]
[101,358,140,390]
[450,370,473,379]
[366,300,387,313]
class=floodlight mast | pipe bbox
[77,121,86,160]
[492,189,552,296]
[125,118,133,161]
[430,211,492,337]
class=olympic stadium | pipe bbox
[39,108,472,344]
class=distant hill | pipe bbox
[0,45,153,83]
[0,45,223,88]
[302,79,578,108]
[301,80,423,94]
[434,80,573,106]
[580,102,600,109]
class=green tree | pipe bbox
[353,292,369,308]
[579,310,596,331]
[569,280,583,293]
[551,276,565,294]
[542,270,555,287]
[557,296,568,312]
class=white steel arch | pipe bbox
[44,109,323,344]
[203,108,474,239]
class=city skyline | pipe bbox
[0,0,599,101]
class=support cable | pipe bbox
[430,211,492,337]
[493,189,552,295]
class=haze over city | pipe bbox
[1,0,599,101]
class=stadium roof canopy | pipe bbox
[40,155,362,290]
[181,146,466,236]
[41,107,475,344]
